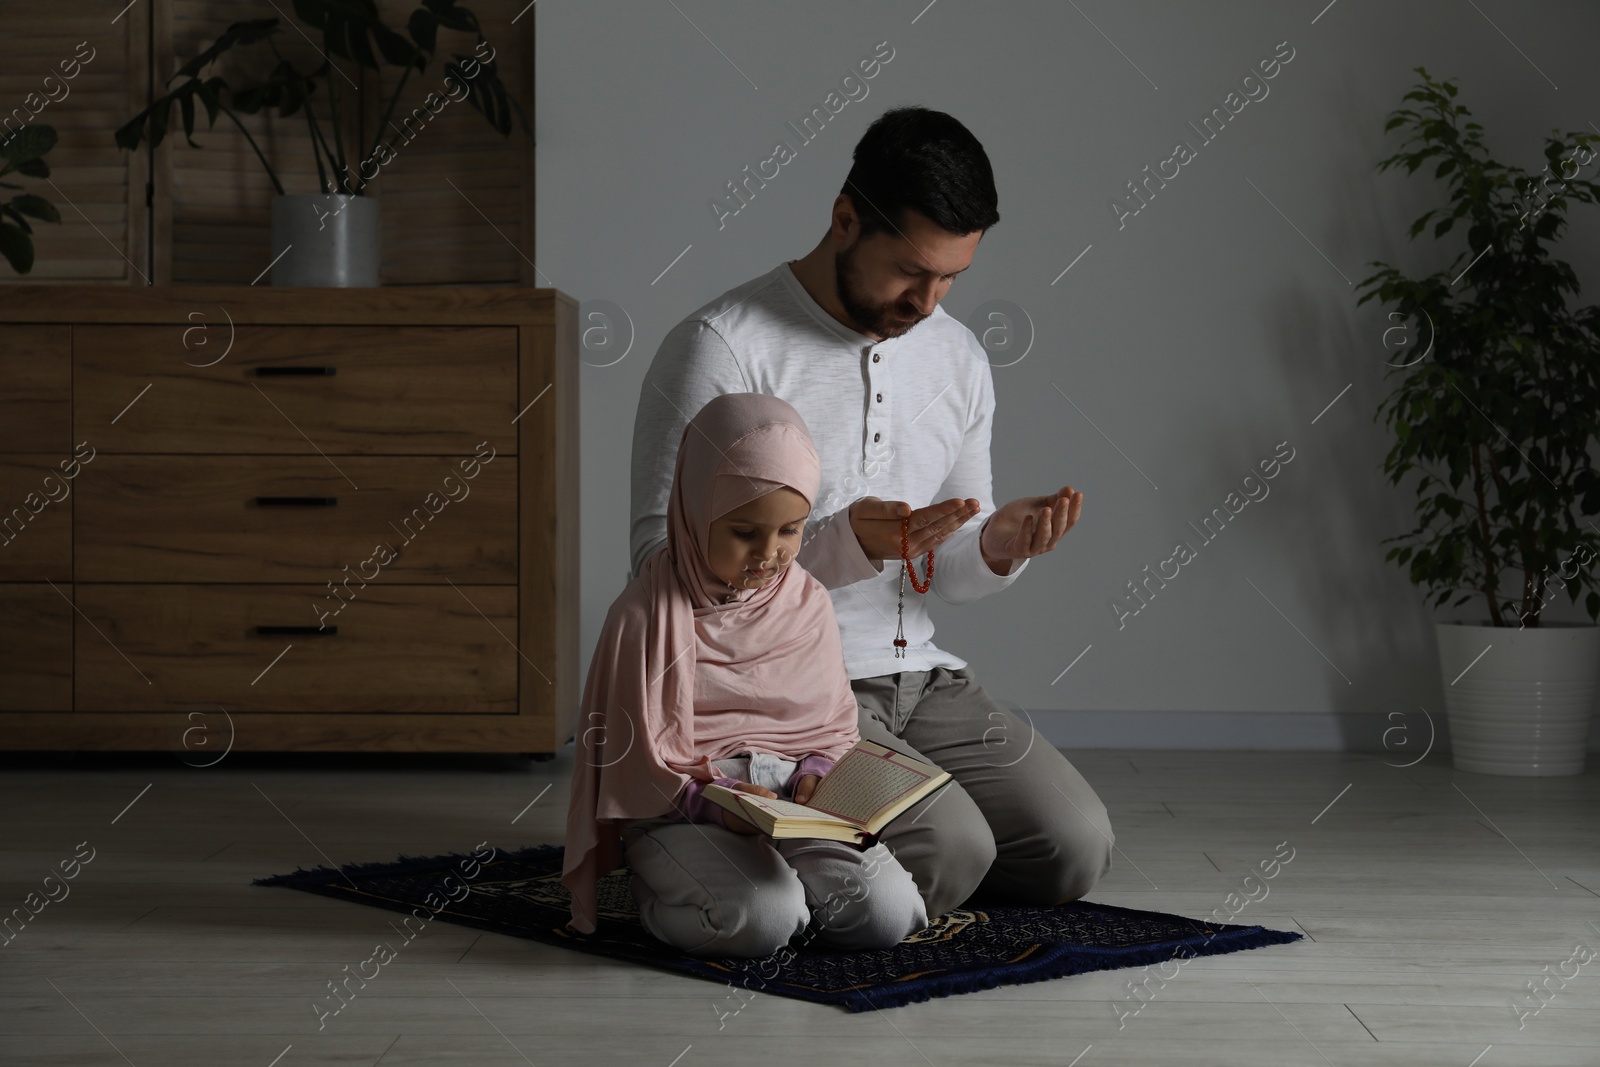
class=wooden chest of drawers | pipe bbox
[0,287,579,754]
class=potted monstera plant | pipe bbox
[1357,68,1600,775]
[114,1,532,286]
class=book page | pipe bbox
[804,745,937,826]
[734,792,857,827]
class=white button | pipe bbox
[872,353,881,363]
[873,432,881,442]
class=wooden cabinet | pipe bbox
[0,325,75,715]
[0,286,578,754]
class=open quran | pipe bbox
[700,739,950,846]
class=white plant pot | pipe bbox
[1435,620,1600,776]
[269,194,380,287]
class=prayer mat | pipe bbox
[255,843,1303,1012]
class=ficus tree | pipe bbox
[1356,67,1600,627]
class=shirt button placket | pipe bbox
[866,346,887,455]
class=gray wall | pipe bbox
[535,1,1600,747]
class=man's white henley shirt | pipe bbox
[629,260,1028,680]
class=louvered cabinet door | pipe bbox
[0,3,150,282]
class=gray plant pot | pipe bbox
[1436,620,1600,776]
[269,194,380,287]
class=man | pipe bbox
[628,106,1112,919]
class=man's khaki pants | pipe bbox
[850,664,1114,918]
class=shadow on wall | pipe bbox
[1261,278,1443,754]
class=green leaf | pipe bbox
[424,0,479,34]
[8,194,58,224]
[0,124,57,170]
[372,23,417,66]
[174,19,280,81]
[178,90,198,148]
[150,97,173,149]
[197,78,226,127]
[0,219,34,273]
[0,203,32,232]
[407,9,438,57]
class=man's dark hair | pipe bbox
[841,106,999,241]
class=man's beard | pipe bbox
[834,241,926,340]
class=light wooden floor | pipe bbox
[2,747,1598,1066]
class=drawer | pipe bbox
[74,325,518,454]
[0,583,73,710]
[76,454,515,582]
[0,456,76,581]
[75,584,518,713]
[0,325,71,452]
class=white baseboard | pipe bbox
[1026,710,1600,752]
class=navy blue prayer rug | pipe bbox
[255,843,1303,1013]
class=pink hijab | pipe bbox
[560,392,861,935]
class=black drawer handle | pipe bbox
[255,366,337,376]
[254,625,337,636]
[255,496,338,507]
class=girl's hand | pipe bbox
[792,774,822,806]
[720,781,776,835]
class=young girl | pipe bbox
[562,392,928,957]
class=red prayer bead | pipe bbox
[900,516,933,593]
